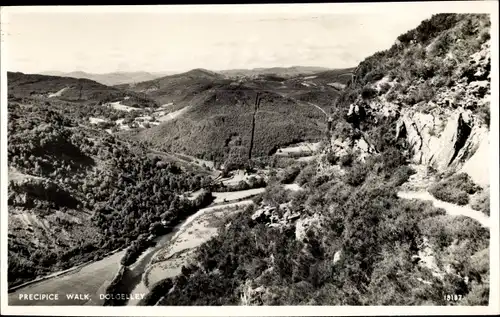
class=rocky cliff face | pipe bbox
[331,23,491,188]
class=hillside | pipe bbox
[331,13,491,187]
[135,82,329,166]
[122,67,353,166]
[116,68,225,108]
[147,13,491,306]
[218,66,332,78]
[40,71,174,86]
[8,72,157,108]
[7,101,213,288]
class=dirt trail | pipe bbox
[397,191,490,228]
[397,164,490,228]
[305,101,329,117]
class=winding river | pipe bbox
[7,188,266,306]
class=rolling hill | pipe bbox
[218,66,332,78]
[136,83,328,165]
[40,71,174,86]
[7,72,158,108]
[116,68,225,109]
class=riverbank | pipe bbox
[131,201,252,305]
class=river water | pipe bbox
[8,182,303,306]
[8,193,260,306]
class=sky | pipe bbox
[2,7,439,74]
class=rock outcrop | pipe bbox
[336,38,491,187]
[396,107,489,186]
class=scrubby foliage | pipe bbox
[153,146,489,306]
[429,173,480,205]
[470,188,490,216]
[7,102,212,287]
[336,13,490,118]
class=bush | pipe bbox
[344,162,368,186]
[279,164,302,184]
[339,153,354,167]
[470,189,490,216]
[429,173,480,205]
[477,102,490,127]
[379,82,391,94]
[326,151,339,165]
[295,163,317,186]
[361,86,378,100]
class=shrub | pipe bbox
[296,163,317,186]
[344,162,368,186]
[363,70,385,84]
[476,102,490,127]
[379,82,391,94]
[386,90,397,102]
[339,153,354,167]
[392,165,416,186]
[326,151,339,165]
[470,189,490,216]
[429,173,480,205]
[361,86,378,100]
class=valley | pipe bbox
[6,12,493,308]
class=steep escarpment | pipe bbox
[330,14,491,187]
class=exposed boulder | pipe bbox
[251,202,301,228]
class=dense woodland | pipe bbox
[138,87,327,164]
[7,101,212,287]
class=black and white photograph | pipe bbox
[1,2,498,315]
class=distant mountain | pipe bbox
[218,66,332,78]
[39,71,175,86]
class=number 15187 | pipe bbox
[445,294,462,301]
